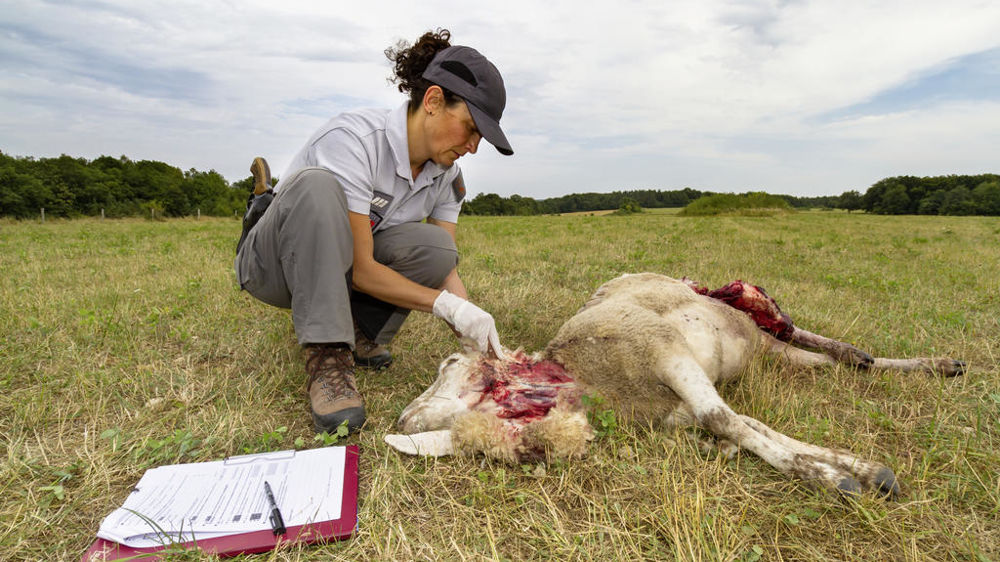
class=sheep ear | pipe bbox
[384,430,454,457]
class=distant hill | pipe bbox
[678,192,794,216]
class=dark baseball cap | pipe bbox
[422,45,513,156]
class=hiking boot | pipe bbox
[250,156,271,195]
[353,323,393,369]
[305,344,366,434]
[236,157,275,255]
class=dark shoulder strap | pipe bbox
[451,170,466,202]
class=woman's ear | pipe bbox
[423,85,444,115]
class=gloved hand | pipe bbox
[432,290,507,360]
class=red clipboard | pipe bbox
[82,445,359,561]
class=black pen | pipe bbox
[263,481,286,535]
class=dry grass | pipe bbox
[1,212,998,561]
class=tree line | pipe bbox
[460,188,839,215]
[462,175,999,216]
[2,151,997,218]
[0,152,248,219]
[846,174,1000,216]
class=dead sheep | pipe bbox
[386,273,964,499]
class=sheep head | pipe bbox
[385,350,594,463]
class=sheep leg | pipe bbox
[736,415,899,499]
[765,337,840,369]
[654,354,863,497]
[661,404,740,459]
[695,279,960,375]
[871,357,965,377]
[789,327,874,368]
[765,335,965,376]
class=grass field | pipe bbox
[2,211,998,561]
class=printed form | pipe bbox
[97,447,346,548]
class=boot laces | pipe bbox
[307,346,358,400]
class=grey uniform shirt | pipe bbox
[275,102,464,233]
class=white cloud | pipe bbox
[1,0,998,197]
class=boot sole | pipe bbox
[354,353,393,370]
[251,157,271,195]
[313,406,366,434]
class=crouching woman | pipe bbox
[235,29,512,434]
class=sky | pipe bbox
[2,1,999,199]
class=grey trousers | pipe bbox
[235,167,458,347]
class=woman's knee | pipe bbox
[374,223,458,287]
[278,168,349,212]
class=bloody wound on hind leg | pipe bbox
[683,278,964,373]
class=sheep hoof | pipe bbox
[836,476,862,500]
[874,467,900,500]
[941,360,966,377]
[841,347,874,369]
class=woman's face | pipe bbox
[427,100,482,167]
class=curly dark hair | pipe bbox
[385,28,462,112]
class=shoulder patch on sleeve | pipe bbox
[451,170,466,202]
[368,191,394,231]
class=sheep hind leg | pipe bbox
[872,357,965,377]
[765,337,840,369]
[791,329,964,376]
[737,415,899,500]
[654,355,861,498]
[789,328,874,368]
[767,334,965,377]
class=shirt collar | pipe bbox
[387,101,447,191]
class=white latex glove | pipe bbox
[432,290,507,360]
